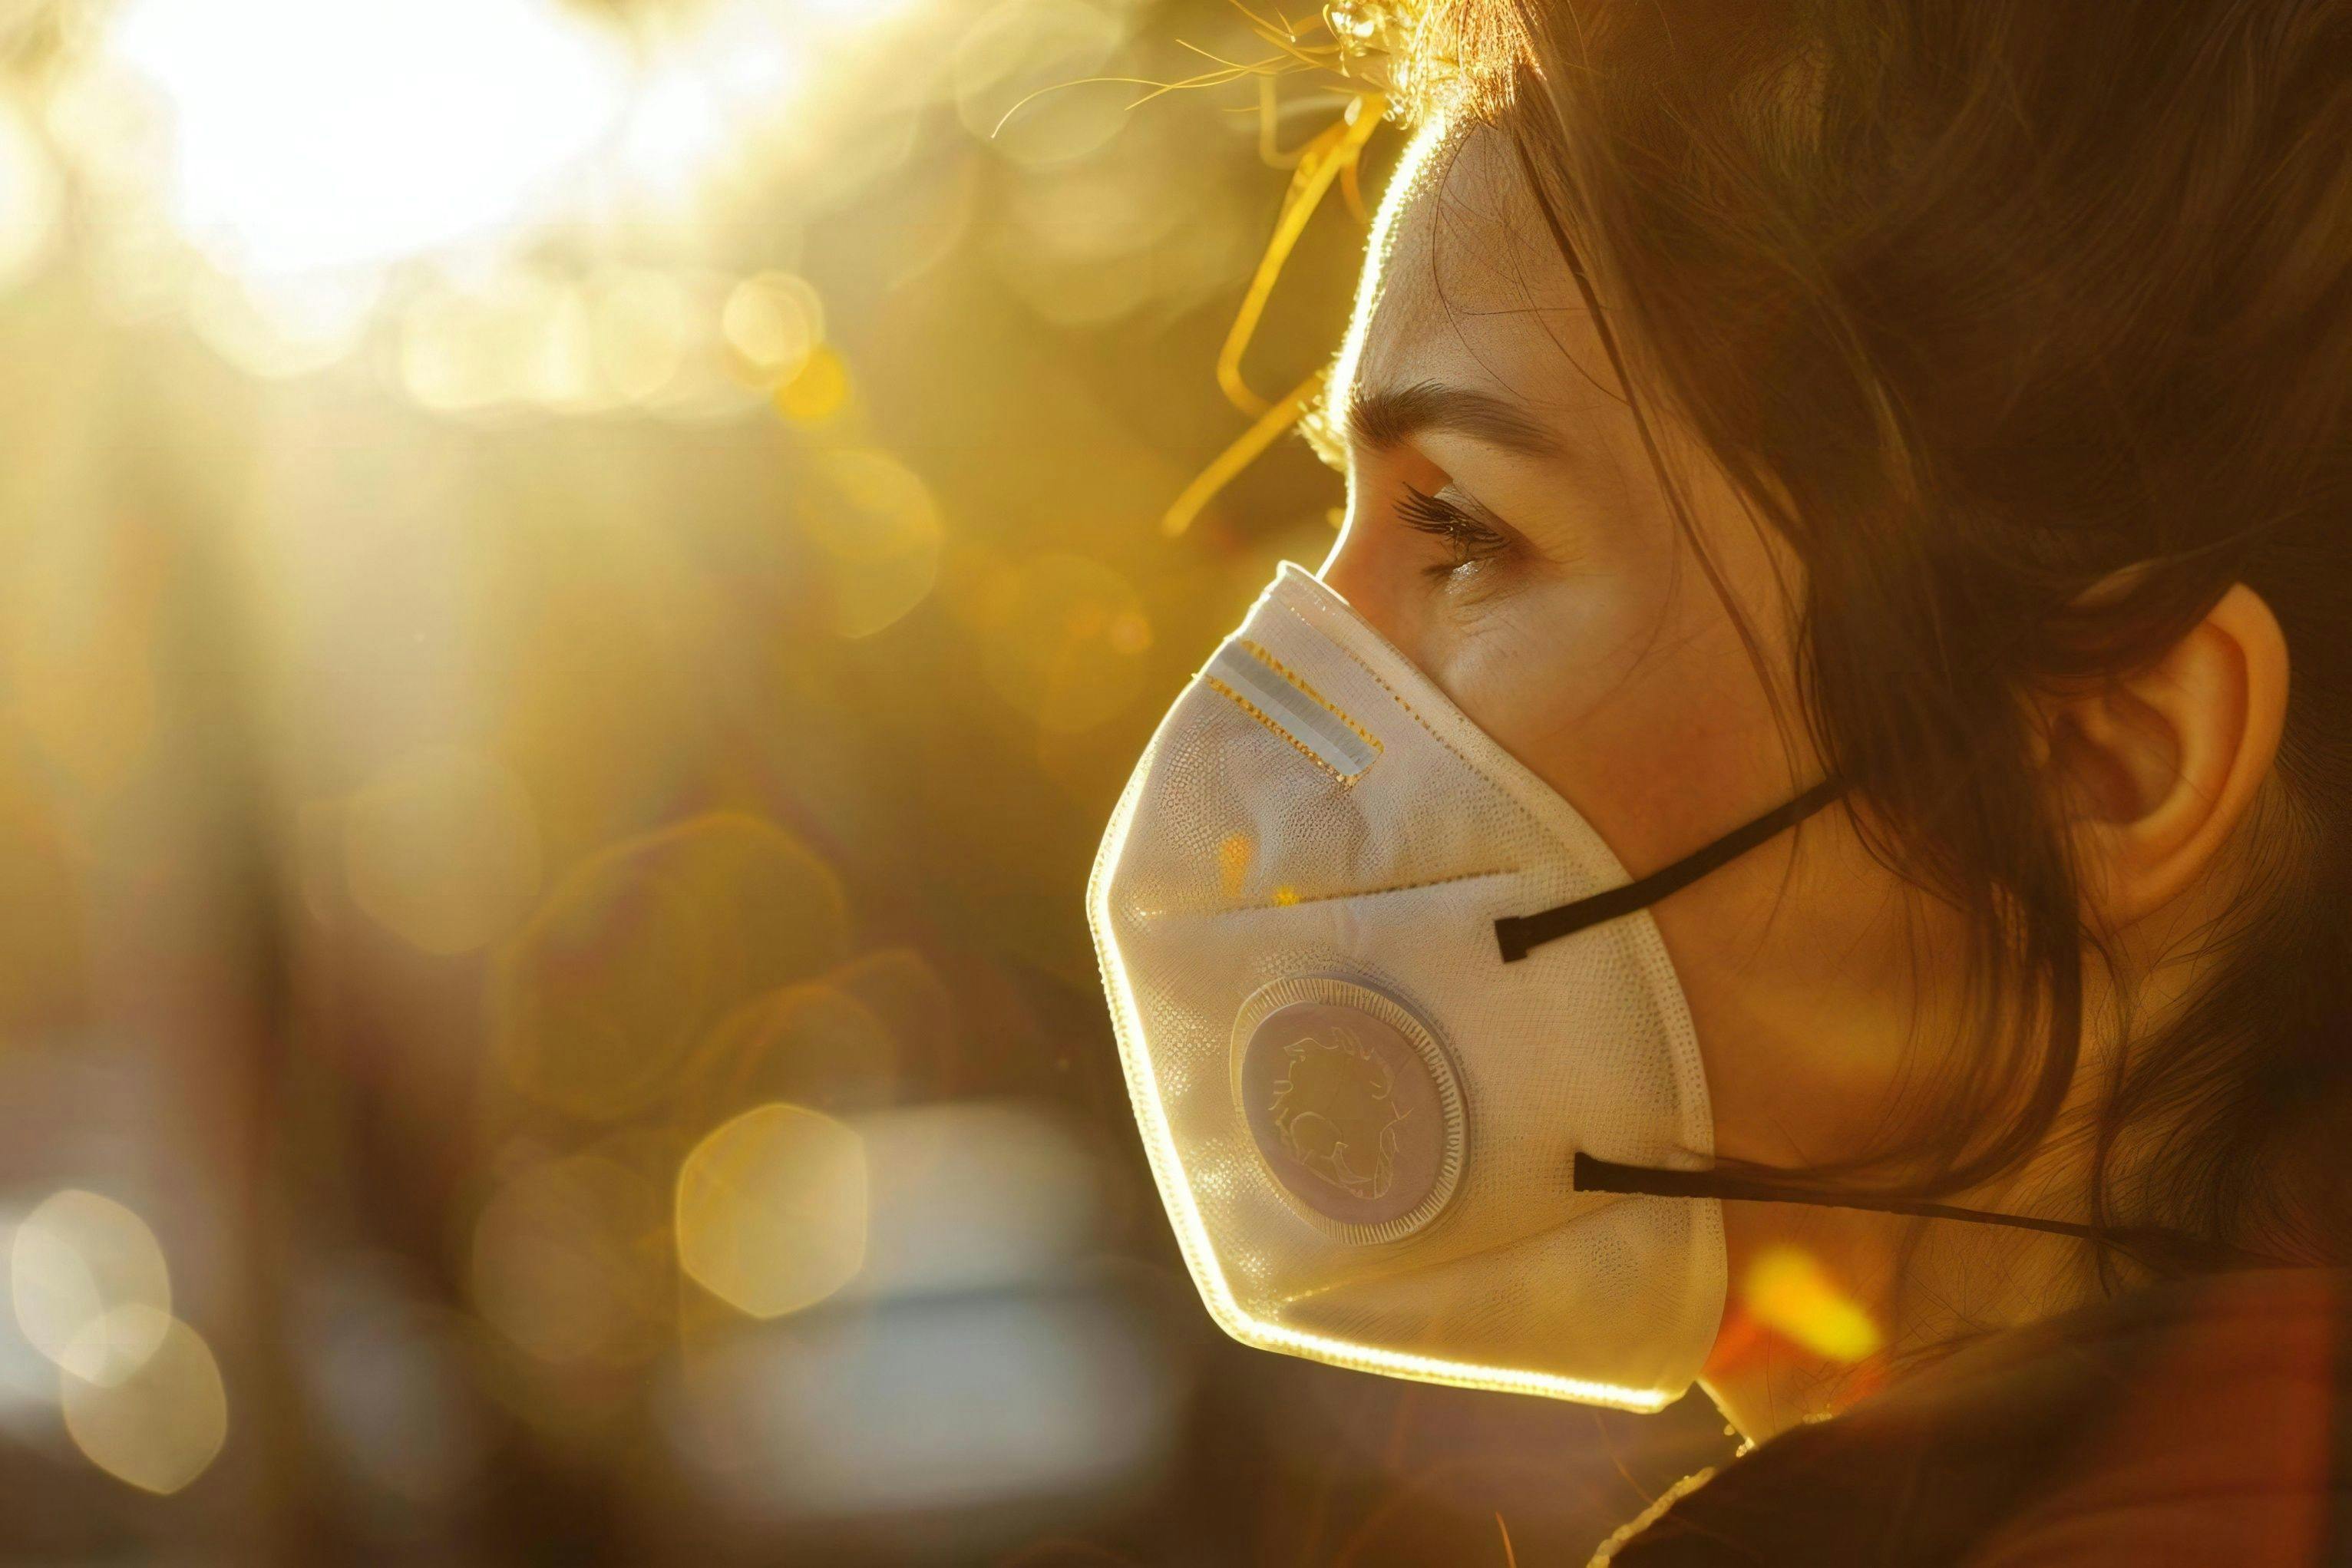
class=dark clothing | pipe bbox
[1601,1268,2352,1566]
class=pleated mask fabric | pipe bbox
[1087,561,1726,1409]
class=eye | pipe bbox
[1396,482,1513,579]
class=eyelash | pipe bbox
[1396,483,1511,578]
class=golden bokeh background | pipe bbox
[0,1,1743,1561]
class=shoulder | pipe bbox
[1599,1269,2352,1567]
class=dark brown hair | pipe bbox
[1399,0,2352,1269]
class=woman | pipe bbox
[1089,3,2352,1563]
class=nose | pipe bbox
[1316,497,1429,672]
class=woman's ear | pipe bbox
[2033,583,2289,931]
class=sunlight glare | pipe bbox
[107,0,628,276]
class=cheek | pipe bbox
[1439,546,1932,1167]
[1435,566,1793,880]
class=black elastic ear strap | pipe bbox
[1573,1153,2115,1246]
[1574,1153,2284,1269]
[1495,777,1846,963]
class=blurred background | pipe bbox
[0,0,1739,1561]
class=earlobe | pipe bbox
[2049,583,2289,930]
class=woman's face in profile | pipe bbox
[1320,117,1812,919]
[1316,116,1972,1401]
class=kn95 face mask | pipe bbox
[1085,560,1838,1410]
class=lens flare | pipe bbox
[1742,1246,1883,1364]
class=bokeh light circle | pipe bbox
[973,552,1151,732]
[471,1154,668,1368]
[59,1307,227,1495]
[676,1103,867,1319]
[11,1190,172,1385]
[722,271,822,384]
[802,447,945,639]
[495,814,851,1122]
[953,0,1128,170]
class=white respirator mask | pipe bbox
[1085,560,1843,1410]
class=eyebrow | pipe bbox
[1342,378,1563,458]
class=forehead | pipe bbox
[1339,118,1624,431]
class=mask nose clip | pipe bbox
[1494,779,1845,962]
